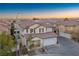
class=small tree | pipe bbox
[0,32,15,56]
[20,45,28,55]
[27,35,34,51]
[33,18,39,20]
[10,21,16,39]
[64,18,69,21]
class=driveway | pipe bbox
[36,37,79,56]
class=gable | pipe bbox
[36,26,46,29]
[29,24,40,29]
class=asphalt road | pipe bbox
[37,37,79,56]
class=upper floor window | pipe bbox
[34,29,35,33]
[39,28,41,33]
[39,28,44,33]
[42,28,44,32]
[30,29,34,33]
[26,29,28,33]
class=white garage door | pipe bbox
[59,32,71,39]
[43,38,57,47]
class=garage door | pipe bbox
[59,32,71,39]
[43,38,57,47]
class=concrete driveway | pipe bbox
[36,37,79,56]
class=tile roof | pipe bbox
[19,19,60,29]
[0,20,10,32]
[0,25,9,32]
[59,20,79,26]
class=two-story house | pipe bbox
[15,20,58,49]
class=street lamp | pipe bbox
[55,24,59,44]
[57,27,59,44]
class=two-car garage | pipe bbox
[42,38,57,47]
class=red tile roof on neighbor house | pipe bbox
[24,32,57,39]
[0,25,9,32]
[0,19,10,25]
[0,20,10,32]
[59,20,79,26]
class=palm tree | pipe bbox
[26,35,36,55]
[10,21,16,39]
[0,32,15,56]
[27,35,34,50]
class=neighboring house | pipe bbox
[74,20,79,32]
[0,20,10,33]
[58,20,79,39]
[0,25,9,33]
[75,25,79,32]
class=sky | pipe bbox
[0,3,79,19]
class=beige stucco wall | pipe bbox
[46,28,52,32]
[75,25,79,32]
[58,25,65,32]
